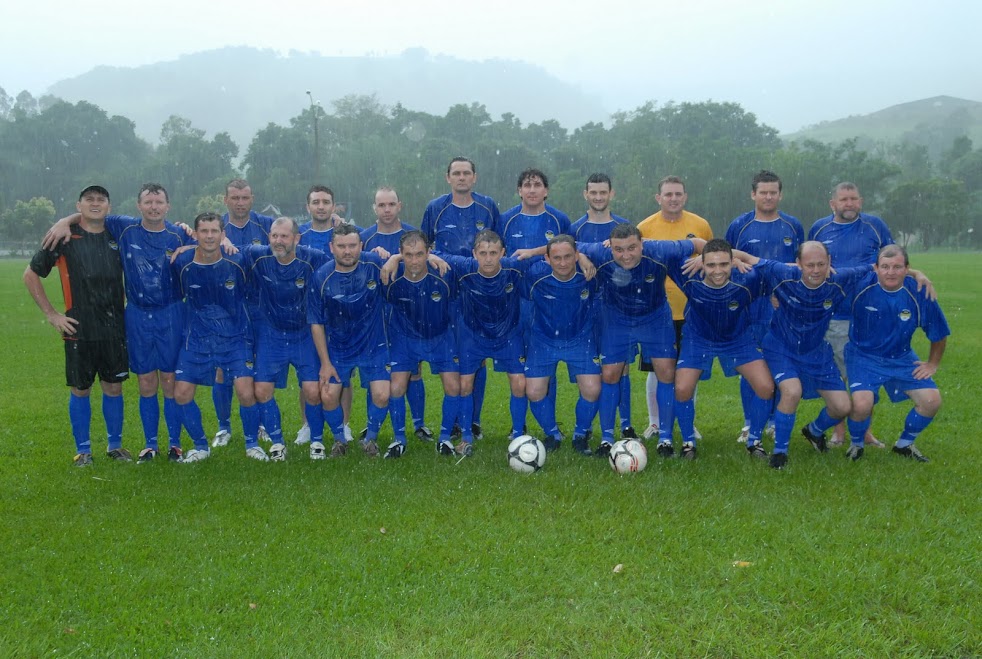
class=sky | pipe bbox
[2,0,980,132]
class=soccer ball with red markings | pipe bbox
[609,439,647,473]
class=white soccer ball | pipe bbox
[507,435,546,473]
[609,439,648,474]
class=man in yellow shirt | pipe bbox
[636,176,714,440]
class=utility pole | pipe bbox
[306,90,320,181]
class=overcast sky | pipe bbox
[2,0,979,132]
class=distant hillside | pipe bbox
[47,47,609,149]
[782,95,982,158]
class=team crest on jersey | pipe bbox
[783,236,792,246]
[645,274,655,283]
[245,360,254,370]
[367,279,377,290]
[823,299,833,310]
[294,277,305,288]
[899,309,912,322]
[545,231,555,240]
[504,283,514,293]
[224,279,236,290]
[108,240,119,251]
[165,248,174,258]
[431,291,443,302]
[252,239,262,245]
[476,220,486,230]
[728,300,739,311]
[579,289,590,300]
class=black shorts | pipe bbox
[639,319,685,371]
[65,339,130,390]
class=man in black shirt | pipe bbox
[24,185,130,466]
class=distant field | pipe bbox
[0,255,978,657]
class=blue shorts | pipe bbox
[763,336,845,399]
[457,325,524,375]
[677,331,764,379]
[599,305,676,364]
[330,343,390,386]
[390,330,458,374]
[125,302,185,375]
[255,326,320,385]
[844,343,937,403]
[175,345,255,386]
[525,335,601,380]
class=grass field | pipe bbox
[1,255,979,657]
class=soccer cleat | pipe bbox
[182,448,210,463]
[137,448,157,463]
[451,424,462,441]
[212,429,231,448]
[769,452,788,470]
[258,425,271,443]
[414,426,435,442]
[801,425,829,453]
[73,453,93,467]
[595,441,613,459]
[571,435,592,456]
[309,441,326,460]
[294,423,311,445]
[845,445,864,461]
[865,432,886,449]
[736,425,749,444]
[362,440,380,458]
[542,437,562,452]
[383,442,406,459]
[472,423,484,441]
[437,440,455,456]
[656,441,675,459]
[106,448,133,462]
[329,441,347,458]
[892,444,929,462]
[746,441,768,460]
[693,427,703,441]
[358,427,368,441]
[621,426,638,440]
[765,423,776,439]
[680,442,697,460]
[167,447,183,462]
[454,441,473,457]
[641,423,660,440]
[269,443,287,462]
[246,446,269,462]
[343,424,354,443]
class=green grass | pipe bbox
[1,255,978,657]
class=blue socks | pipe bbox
[179,400,208,450]
[69,392,92,453]
[258,400,283,443]
[472,364,486,427]
[240,403,260,449]
[139,394,160,450]
[509,394,527,437]
[163,397,182,448]
[599,381,620,441]
[898,409,933,447]
[407,378,426,428]
[103,394,124,451]
[305,402,324,443]
[388,395,407,442]
[618,374,632,430]
[773,410,796,454]
[212,380,233,433]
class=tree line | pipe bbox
[2,87,980,254]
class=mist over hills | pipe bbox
[46,47,610,148]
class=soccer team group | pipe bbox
[24,158,950,470]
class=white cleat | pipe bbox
[693,426,703,441]
[294,422,311,445]
[343,424,354,443]
[212,429,231,448]
[269,443,287,462]
[246,446,269,462]
[258,425,272,443]
[641,422,661,440]
[309,441,326,460]
[182,448,211,463]
[736,425,749,444]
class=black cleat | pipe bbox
[450,424,462,441]
[845,445,864,461]
[384,442,406,459]
[746,441,768,460]
[656,441,675,459]
[892,444,929,462]
[137,448,157,463]
[437,440,455,456]
[471,423,484,441]
[106,448,133,462]
[769,452,788,469]
[73,453,93,467]
[571,435,592,456]
[414,426,434,442]
[595,441,613,459]
[542,437,562,452]
[621,426,638,439]
[801,425,829,453]
[680,442,697,461]
[168,447,183,462]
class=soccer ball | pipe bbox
[507,435,546,473]
[608,439,647,474]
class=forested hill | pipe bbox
[46,47,608,146]
[783,96,982,159]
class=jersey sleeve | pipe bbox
[105,214,140,239]
[577,242,609,265]
[29,246,61,278]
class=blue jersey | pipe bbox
[579,240,693,320]
[307,253,387,362]
[570,214,630,244]
[757,260,871,354]
[223,210,274,248]
[386,265,458,340]
[361,222,416,255]
[500,204,572,254]
[808,213,893,268]
[298,222,334,252]
[241,245,328,333]
[421,193,500,256]
[106,215,190,309]
[673,268,767,344]
[445,255,525,341]
[848,273,950,359]
[172,251,251,352]
[523,260,598,343]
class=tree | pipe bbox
[0,196,56,253]
[884,178,969,249]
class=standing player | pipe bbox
[843,246,948,462]
[636,176,713,439]
[308,224,391,459]
[809,182,894,447]
[25,185,129,465]
[725,170,804,443]
[171,212,267,462]
[242,217,329,461]
[421,157,501,440]
[570,173,635,438]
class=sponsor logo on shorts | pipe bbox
[245,360,254,369]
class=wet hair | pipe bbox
[517,168,549,189]
[138,183,169,202]
[447,157,476,175]
[585,173,612,190]
[332,222,361,240]
[374,186,399,203]
[545,234,576,256]
[399,229,430,251]
[272,216,300,235]
[193,211,223,230]
[878,244,909,266]
[657,175,685,194]
[752,170,782,193]
[307,185,334,204]
[795,240,829,261]
[473,229,503,249]
[831,181,859,197]
[702,238,733,260]
[609,223,641,241]
[78,185,110,202]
